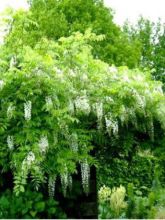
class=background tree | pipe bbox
[3,0,141,68]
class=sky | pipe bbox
[0,0,165,25]
[104,0,165,25]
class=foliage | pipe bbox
[98,180,165,219]
[123,17,165,87]
[126,182,165,219]
[0,188,66,219]
[2,0,141,68]
[0,30,165,197]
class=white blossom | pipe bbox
[48,176,56,198]
[24,101,32,121]
[133,74,144,82]
[9,56,17,69]
[132,89,146,109]
[7,104,15,119]
[55,67,63,75]
[26,151,35,165]
[81,74,88,81]
[123,75,130,82]
[69,69,76,77]
[45,96,53,110]
[22,151,35,168]
[105,96,114,103]
[68,174,73,191]
[68,100,74,114]
[70,133,78,152]
[75,95,90,115]
[108,66,118,73]
[95,102,103,121]
[0,80,4,90]
[60,165,68,197]
[81,159,90,194]
[7,135,14,150]
[105,116,118,137]
[39,135,49,153]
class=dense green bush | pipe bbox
[0,188,66,219]
[0,30,165,197]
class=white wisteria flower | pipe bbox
[22,151,35,168]
[81,159,90,194]
[60,165,68,196]
[108,66,118,73]
[24,101,32,121]
[95,102,103,121]
[7,135,14,150]
[7,104,15,119]
[26,151,35,165]
[75,95,90,115]
[70,133,78,152]
[39,135,49,153]
[9,56,17,69]
[45,96,53,110]
[0,80,4,90]
[48,176,56,198]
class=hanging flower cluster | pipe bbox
[45,96,53,110]
[94,102,103,130]
[70,133,78,152]
[7,135,14,150]
[81,159,90,194]
[22,151,35,168]
[48,175,56,198]
[68,100,75,114]
[60,165,69,197]
[132,89,146,109]
[105,115,119,137]
[24,101,32,121]
[39,135,49,153]
[0,80,4,90]
[75,95,90,115]
[68,174,73,191]
[7,104,15,119]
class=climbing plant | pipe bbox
[0,30,165,197]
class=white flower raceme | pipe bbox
[0,80,4,90]
[48,176,56,198]
[108,66,118,73]
[132,89,146,109]
[123,75,130,82]
[7,135,14,150]
[24,101,32,121]
[9,56,17,69]
[68,174,73,191]
[7,104,15,119]
[105,116,118,137]
[81,159,90,194]
[60,165,68,196]
[45,96,53,110]
[75,95,90,115]
[55,67,63,75]
[95,102,103,121]
[39,135,49,153]
[26,151,35,165]
[105,96,114,103]
[81,73,88,81]
[105,116,112,135]
[68,100,75,114]
[69,69,76,77]
[22,151,35,168]
[70,133,78,152]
